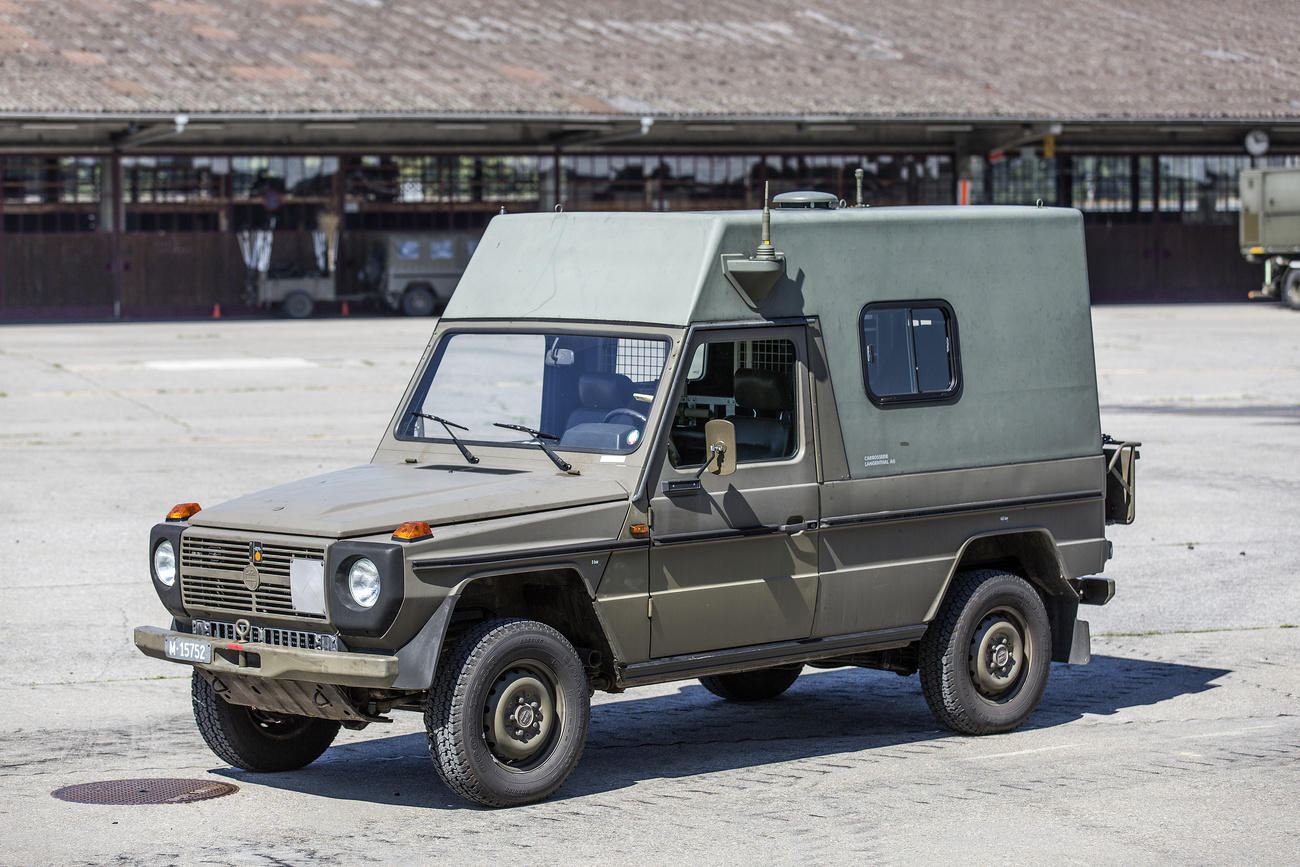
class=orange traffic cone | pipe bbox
[341,301,350,317]
[212,303,221,319]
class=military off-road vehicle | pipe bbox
[1240,167,1300,308]
[135,194,1139,807]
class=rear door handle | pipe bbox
[778,520,818,534]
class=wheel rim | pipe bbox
[406,290,434,315]
[482,660,562,771]
[968,607,1030,701]
[244,708,316,741]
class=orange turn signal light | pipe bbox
[630,523,650,538]
[392,521,433,542]
[166,502,202,522]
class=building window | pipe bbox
[1,157,100,233]
[860,301,960,406]
[1157,155,1251,225]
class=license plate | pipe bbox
[165,636,212,664]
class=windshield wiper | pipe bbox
[411,411,479,465]
[492,422,578,474]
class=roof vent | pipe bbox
[773,190,839,209]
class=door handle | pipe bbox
[777,519,818,535]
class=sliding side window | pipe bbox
[860,300,961,406]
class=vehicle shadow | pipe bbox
[216,653,1228,810]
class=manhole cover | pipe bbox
[52,778,238,805]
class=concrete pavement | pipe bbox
[0,305,1296,863]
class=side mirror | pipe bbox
[703,418,737,476]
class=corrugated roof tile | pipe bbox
[0,0,1293,118]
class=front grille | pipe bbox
[192,619,341,652]
[180,534,327,620]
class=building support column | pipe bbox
[104,154,124,318]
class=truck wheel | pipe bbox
[190,671,340,771]
[1282,270,1300,310]
[283,291,315,319]
[426,618,590,807]
[918,570,1050,735]
[401,285,436,316]
[699,665,802,701]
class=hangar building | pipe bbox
[1,0,1298,317]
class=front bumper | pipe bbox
[133,625,398,689]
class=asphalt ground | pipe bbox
[0,304,1296,863]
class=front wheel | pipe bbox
[1282,270,1300,310]
[191,672,340,771]
[918,570,1051,735]
[426,619,590,807]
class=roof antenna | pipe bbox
[756,181,776,260]
[721,181,785,308]
[855,168,865,207]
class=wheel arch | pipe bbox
[444,568,617,685]
[927,528,1082,663]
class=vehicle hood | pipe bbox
[187,464,630,538]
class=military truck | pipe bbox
[1240,167,1300,308]
[135,197,1139,807]
[251,231,479,318]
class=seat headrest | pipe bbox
[578,372,633,409]
[734,368,791,412]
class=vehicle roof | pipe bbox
[442,204,1086,327]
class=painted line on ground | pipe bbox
[957,743,1084,761]
[143,357,318,371]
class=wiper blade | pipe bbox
[411,411,479,465]
[492,422,578,474]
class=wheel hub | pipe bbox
[484,668,556,764]
[969,613,1027,698]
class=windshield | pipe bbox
[399,332,670,454]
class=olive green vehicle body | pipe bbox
[135,204,1129,724]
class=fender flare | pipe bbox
[924,527,1083,663]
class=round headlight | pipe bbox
[153,540,177,587]
[347,558,381,608]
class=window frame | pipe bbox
[393,326,672,456]
[665,330,803,469]
[859,298,962,408]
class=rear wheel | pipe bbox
[1282,270,1300,310]
[699,665,803,701]
[282,291,315,319]
[426,618,590,807]
[918,570,1051,735]
[401,285,436,316]
[191,671,340,771]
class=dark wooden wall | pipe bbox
[1084,224,1257,302]
[0,224,1262,315]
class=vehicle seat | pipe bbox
[565,372,634,430]
[727,368,793,461]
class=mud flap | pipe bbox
[392,593,459,690]
[1067,618,1092,665]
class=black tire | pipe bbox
[190,671,340,772]
[1282,270,1300,310]
[401,285,436,316]
[426,618,590,807]
[699,665,803,701]
[282,291,315,319]
[918,570,1051,735]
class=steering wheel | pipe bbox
[602,408,648,425]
